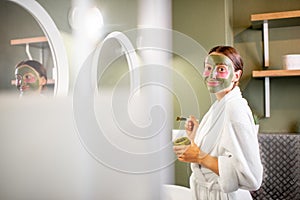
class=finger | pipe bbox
[184,120,190,128]
[175,150,185,156]
[189,115,196,122]
[174,145,189,155]
[173,147,184,155]
[185,120,194,131]
[173,145,186,151]
[189,115,195,119]
[189,115,199,125]
[178,156,188,163]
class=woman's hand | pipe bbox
[173,141,219,175]
[173,141,206,164]
[173,144,189,157]
[185,115,199,141]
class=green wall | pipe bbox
[233,0,300,133]
[172,0,300,134]
[173,0,233,51]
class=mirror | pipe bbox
[1,0,69,96]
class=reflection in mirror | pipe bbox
[0,1,47,96]
[14,60,50,97]
[7,0,69,96]
[10,36,55,97]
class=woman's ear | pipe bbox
[233,70,242,82]
[40,76,47,86]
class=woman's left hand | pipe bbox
[173,141,218,175]
[173,141,201,163]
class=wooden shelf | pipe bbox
[253,69,300,78]
[251,10,300,21]
[252,69,300,118]
[250,10,300,118]
[11,79,55,86]
[10,36,48,48]
[251,10,300,28]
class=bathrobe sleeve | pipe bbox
[218,100,263,193]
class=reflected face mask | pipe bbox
[15,65,40,93]
[203,54,234,93]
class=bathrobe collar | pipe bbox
[196,86,242,153]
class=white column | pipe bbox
[138,0,173,186]
[264,77,270,117]
[71,0,102,91]
[263,20,269,67]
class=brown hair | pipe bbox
[208,46,244,78]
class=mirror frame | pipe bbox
[94,31,140,93]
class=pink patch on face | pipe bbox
[215,65,230,79]
[203,65,212,77]
[216,71,229,79]
[203,64,230,79]
[24,74,36,83]
[203,70,210,77]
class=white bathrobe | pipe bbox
[190,87,263,200]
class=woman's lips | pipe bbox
[206,80,219,86]
[20,85,30,91]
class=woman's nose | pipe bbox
[209,68,217,79]
[20,78,27,86]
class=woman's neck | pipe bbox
[215,86,236,101]
[215,91,227,101]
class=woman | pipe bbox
[15,60,47,96]
[173,46,263,200]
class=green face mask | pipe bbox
[15,65,40,94]
[203,54,234,93]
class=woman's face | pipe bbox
[203,53,235,94]
[15,65,41,94]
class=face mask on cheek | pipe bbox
[15,65,40,93]
[203,54,235,93]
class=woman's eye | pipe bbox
[205,65,212,71]
[25,75,31,79]
[217,66,227,72]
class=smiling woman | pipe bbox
[173,46,263,200]
[14,60,47,96]
[203,54,235,94]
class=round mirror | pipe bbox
[7,0,69,96]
